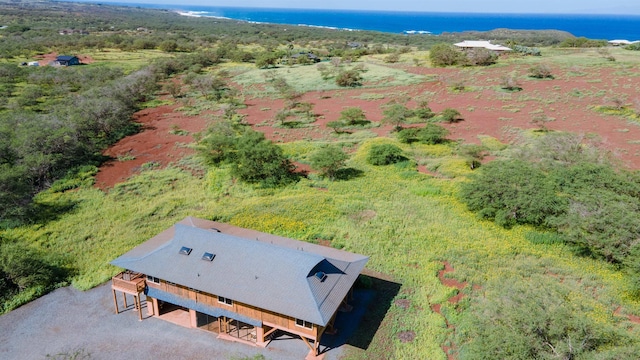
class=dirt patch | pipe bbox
[94,104,208,189]
[397,330,416,343]
[438,261,468,292]
[614,306,640,325]
[434,261,469,360]
[394,299,411,310]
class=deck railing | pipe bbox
[112,271,146,294]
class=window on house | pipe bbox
[146,275,160,284]
[295,319,313,329]
[179,246,192,255]
[217,296,233,306]
[202,252,215,261]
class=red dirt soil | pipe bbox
[95,62,640,189]
[94,104,207,189]
[434,261,467,360]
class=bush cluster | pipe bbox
[197,122,297,187]
[367,144,406,165]
[397,124,449,144]
[460,133,640,285]
[512,44,542,56]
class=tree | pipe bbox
[255,51,280,69]
[460,159,567,228]
[381,103,412,130]
[231,130,296,187]
[326,120,346,134]
[339,107,367,125]
[440,108,463,123]
[158,39,178,52]
[458,274,627,360]
[367,144,405,165]
[418,123,449,144]
[309,145,349,180]
[414,99,434,119]
[429,43,465,67]
[195,121,239,165]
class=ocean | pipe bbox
[73,2,640,40]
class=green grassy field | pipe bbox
[3,44,640,358]
[3,136,639,359]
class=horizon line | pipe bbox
[64,1,640,16]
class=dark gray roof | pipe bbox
[111,217,368,326]
[56,55,77,61]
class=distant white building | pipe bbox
[454,40,512,52]
[608,39,640,46]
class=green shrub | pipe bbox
[429,43,466,67]
[367,144,405,165]
[512,45,542,56]
[339,107,368,125]
[559,37,607,48]
[460,159,567,228]
[309,145,349,180]
[528,64,553,79]
[335,69,362,87]
[465,48,497,66]
[440,108,463,123]
[418,123,449,144]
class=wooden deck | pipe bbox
[111,271,147,320]
[112,271,146,295]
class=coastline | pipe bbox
[63,1,640,39]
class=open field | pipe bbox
[2,18,640,359]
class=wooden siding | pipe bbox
[155,279,319,339]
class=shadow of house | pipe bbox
[323,273,401,352]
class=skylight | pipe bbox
[315,271,327,282]
[202,252,215,261]
[179,246,192,255]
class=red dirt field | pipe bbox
[94,104,207,189]
[95,62,640,188]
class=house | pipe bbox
[110,217,369,357]
[289,52,321,63]
[608,39,640,46]
[454,40,512,52]
[53,55,80,66]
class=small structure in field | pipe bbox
[454,40,512,52]
[608,39,640,46]
[52,55,80,66]
[110,216,369,358]
[289,52,321,63]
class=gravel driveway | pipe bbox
[0,283,343,360]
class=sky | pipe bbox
[100,0,640,14]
